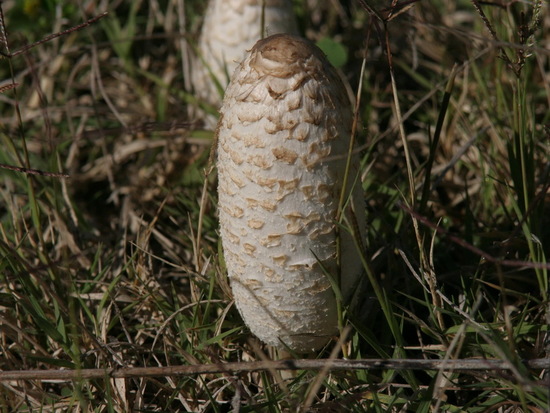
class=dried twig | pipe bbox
[0,358,548,382]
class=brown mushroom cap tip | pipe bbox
[250,34,328,77]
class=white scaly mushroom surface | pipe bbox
[193,0,297,111]
[217,34,366,353]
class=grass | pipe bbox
[0,0,548,411]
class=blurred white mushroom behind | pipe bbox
[192,0,298,122]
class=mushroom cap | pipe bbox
[217,34,365,352]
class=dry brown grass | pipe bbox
[0,0,548,411]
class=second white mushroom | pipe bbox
[193,0,298,110]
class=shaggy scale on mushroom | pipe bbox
[217,34,366,353]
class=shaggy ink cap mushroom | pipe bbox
[217,34,366,353]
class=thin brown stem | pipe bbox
[0,358,547,382]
